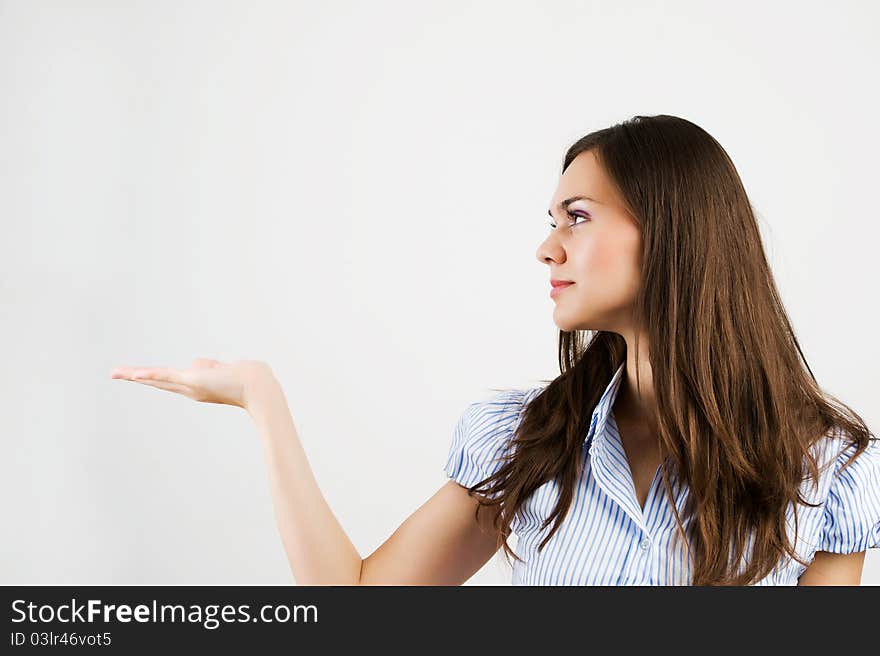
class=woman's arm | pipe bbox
[246,375,363,585]
[247,372,502,585]
[796,550,866,585]
[111,359,502,585]
[358,480,503,585]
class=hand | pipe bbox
[110,358,275,410]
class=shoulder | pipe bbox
[443,385,545,491]
[816,429,880,554]
[456,384,545,432]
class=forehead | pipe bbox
[550,149,617,209]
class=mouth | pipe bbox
[550,282,574,297]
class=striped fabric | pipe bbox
[444,363,880,585]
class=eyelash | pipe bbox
[548,211,590,230]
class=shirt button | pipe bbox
[639,538,651,551]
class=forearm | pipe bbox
[246,376,363,585]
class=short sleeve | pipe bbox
[444,389,529,498]
[819,437,880,553]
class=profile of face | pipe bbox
[536,149,642,334]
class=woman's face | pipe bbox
[536,149,642,334]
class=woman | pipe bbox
[111,114,880,586]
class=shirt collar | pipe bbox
[585,361,626,450]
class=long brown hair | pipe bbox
[467,114,875,585]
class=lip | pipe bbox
[550,281,574,298]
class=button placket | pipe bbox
[631,535,653,584]
[622,534,653,584]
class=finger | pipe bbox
[111,366,162,380]
[133,379,192,396]
[111,367,139,379]
[132,367,185,384]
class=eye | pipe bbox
[548,210,590,230]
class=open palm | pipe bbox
[110,358,271,409]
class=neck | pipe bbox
[615,331,658,435]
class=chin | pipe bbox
[553,304,601,332]
[552,314,589,333]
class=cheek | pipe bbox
[556,227,642,329]
[581,232,640,284]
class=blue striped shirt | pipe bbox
[445,363,880,585]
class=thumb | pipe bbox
[192,357,223,369]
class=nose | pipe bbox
[536,233,563,267]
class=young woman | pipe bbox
[111,114,880,586]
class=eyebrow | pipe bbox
[548,195,601,218]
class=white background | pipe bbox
[1,0,877,585]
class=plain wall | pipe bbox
[1,0,877,584]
